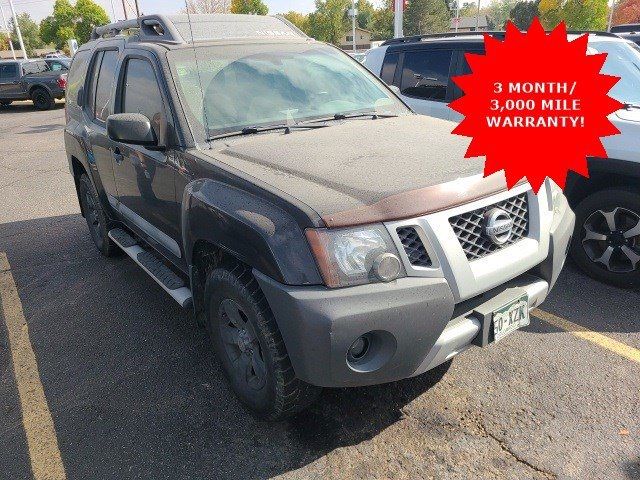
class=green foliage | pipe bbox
[230,0,269,15]
[404,0,451,35]
[539,0,608,29]
[509,0,540,29]
[38,0,109,48]
[356,0,376,30]
[282,11,311,34]
[371,0,394,40]
[10,13,43,57]
[308,0,351,45]
[484,0,518,29]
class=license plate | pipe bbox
[492,295,530,343]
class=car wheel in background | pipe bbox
[31,88,55,110]
[570,188,640,288]
[205,265,321,420]
[78,174,119,257]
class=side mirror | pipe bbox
[107,113,158,147]
[388,85,401,96]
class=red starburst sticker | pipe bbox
[450,18,623,193]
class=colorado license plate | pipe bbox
[492,295,530,343]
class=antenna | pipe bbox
[184,3,212,147]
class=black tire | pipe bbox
[570,188,640,288]
[0,100,11,107]
[78,174,119,257]
[205,265,321,420]
[31,88,54,110]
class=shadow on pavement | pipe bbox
[0,213,449,479]
[0,101,65,115]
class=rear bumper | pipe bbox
[255,206,574,388]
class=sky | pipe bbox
[0,0,384,23]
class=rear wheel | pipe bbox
[78,174,119,257]
[205,265,321,420]
[31,88,54,110]
[570,188,640,288]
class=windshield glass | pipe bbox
[589,39,640,105]
[168,43,409,139]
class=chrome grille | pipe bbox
[396,227,432,267]
[449,192,529,261]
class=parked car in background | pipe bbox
[365,31,640,288]
[44,57,71,72]
[0,58,67,109]
[64,14,573,419]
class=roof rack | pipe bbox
[90,15,183,43]
[381,29,622,46]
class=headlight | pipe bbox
[306,225,405,288]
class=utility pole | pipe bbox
[476,0,481,31]
[0,4,16,60]
[109,0,117,21]
[121,0,128,20]
[454,1,460,32]
[607,0,616,31]
[394,0,403,38]
[134,0,140,18]
[8,0,26,59]
[351,0,357,53]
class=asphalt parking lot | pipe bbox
[0,103,638,480]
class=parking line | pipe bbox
[0,252,66,480]
[533,308,640,365]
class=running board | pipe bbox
[108,229,192,309]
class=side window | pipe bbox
[50,62,63,71]
[93,50,119,122]
[66,50,91,109]
[453,49,484,100]
[0,63,18,80]
[380,52,399,85]
[121,58,164,139]
[400,49,454,101]
[86,51,104,117]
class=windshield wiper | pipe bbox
[623,102,640,110]
[208,123,328,141]
[301,112,398,125]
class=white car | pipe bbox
[365,32,640,288]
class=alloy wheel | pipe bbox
[218,299,266,391]
[581,207,640,273]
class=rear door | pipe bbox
[0,62,22,98]
[111,51,181,260]
[82,44,122,206]
[396,46,455,120]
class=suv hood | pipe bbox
[202,115,512,227]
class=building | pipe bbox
[450,15,489,32]
[340,27,372,51]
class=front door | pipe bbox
[112,54,181,260]
[0,62,22,98]
[397,48,455,121]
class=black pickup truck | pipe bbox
[0,58,67,110]
[64,14,573,420]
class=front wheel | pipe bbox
[570,188,640,288]
[205,265,321,420]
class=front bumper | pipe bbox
[255,205,575,388]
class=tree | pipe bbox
[282,11,311,34]
[509,0,540,29]
[484,0,517,29]
[75,0,110,44]
[230,0,268,15]
[539,0,608,29]
[404,0,450,35]
[355,0,376,30]
[371,0,394,40]
[183,0,229,13]
[10,13,43,57]
[308,0,351,45]
[613,0,640,25]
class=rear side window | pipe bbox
[400,49,454,101]
[380,52,399,85]
[91,50,119,122]
[121,58,164,139]
[66,51,91,109]
[0,63,18,79]
[23,61,48,74]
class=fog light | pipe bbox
[373,253,401,282]
[348,335,370,361]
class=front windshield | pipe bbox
[168,43,409,139]
[589,39,640,105]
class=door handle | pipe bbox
[112,147,124,165]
